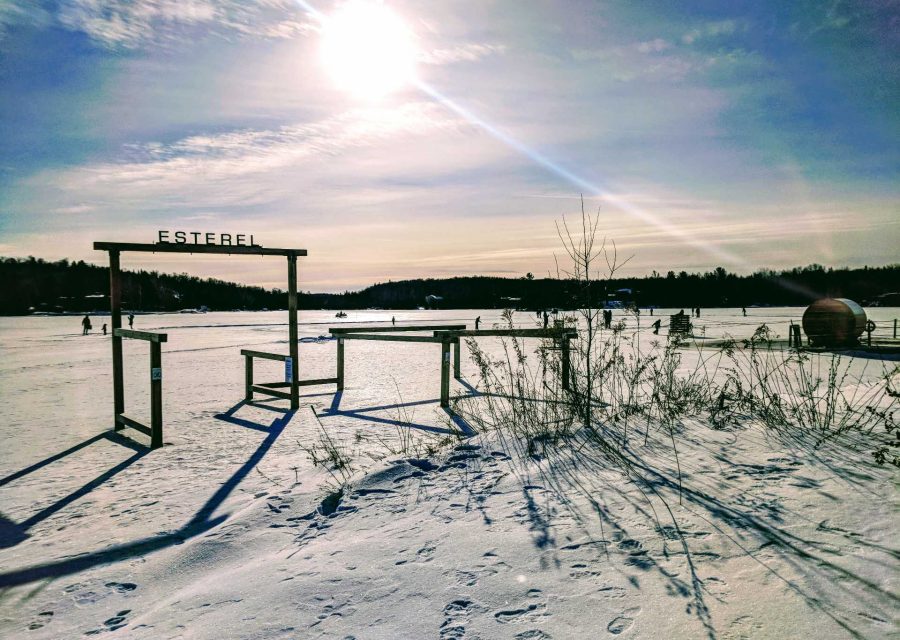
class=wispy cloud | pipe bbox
[636,38,671,54]
[53,0,314,48]
[419,43,506,65]
[0,1,51,38]
[71,101,466,192]
[681,19,747,45]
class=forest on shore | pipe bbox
[1,256,898,315]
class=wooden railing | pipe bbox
[240,349,338,403]
[434,327,578,405]
[113,328,166,449]
[327,325,577,408]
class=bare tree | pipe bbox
[555,196,631,427]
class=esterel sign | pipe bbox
[157,230,259,247]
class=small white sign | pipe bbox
[151,367,162,381]
[444,352,451,363]
[284,357,293,382]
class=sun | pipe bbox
[320,1,418,100]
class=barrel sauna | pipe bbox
[801,298,867,347]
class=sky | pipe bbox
[0,0,898,291]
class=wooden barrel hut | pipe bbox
[801,298,867,347]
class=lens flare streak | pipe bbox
[294,0,778,278]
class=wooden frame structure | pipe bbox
[95,242,309,441]
[669,314,692,335]
[328,325,577,408]
[241,349,338,401]
[434,328,578,406]
[329,326,467,399]
[788,323,803,349]
[112,328,166,449]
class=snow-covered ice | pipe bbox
[1,309,897,638]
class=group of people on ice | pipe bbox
[81,313,134,335]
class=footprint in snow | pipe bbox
[515,631,553,640]
[607,616,633,635]
[416,543,437,562]
[446,569,479,587]
[494,602,547,624]
[26,611,54,631]
[607,607,642,635]
[440,599,487,639]
[83,609,132,635]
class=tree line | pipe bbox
[1,256,897,315]
[0,257,284,315]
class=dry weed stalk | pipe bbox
[454,200,898,474]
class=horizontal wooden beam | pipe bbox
[258,378,337,388]
[336,333,446,343]
[434,328,577,339]
[330,324,466,334]
[251,385,292,399]
[298,377,339,387]
[114,328,168,343]
[94,242,307,257]
[240,349,289,361]
[116,413,152,436]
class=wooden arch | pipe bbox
[94,241,308,446]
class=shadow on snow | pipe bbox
[0,402,295,587]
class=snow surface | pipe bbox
[1,308,897,639]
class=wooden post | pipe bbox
[789,324,801,349]
[244,354,254,401]
[109,250,125,428]
[561,336,571,391]
[150,341,163,449]
[336,337,345,390]
[453,338,461,379]
[440,339,451,407]
[287,255,299,410]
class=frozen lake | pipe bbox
[1,306,898,472]
[1,307,897,638]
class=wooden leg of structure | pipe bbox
[109,250,125,428]
[453,338,461,380]
[336,338,345,390]
[789,324,801,349]
[150,342,163,449]
[440,340,451,408]
[561,337,571,391]
[287,255,299,410]
[244,354,254,401]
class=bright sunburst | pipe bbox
[320,1,417,100]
